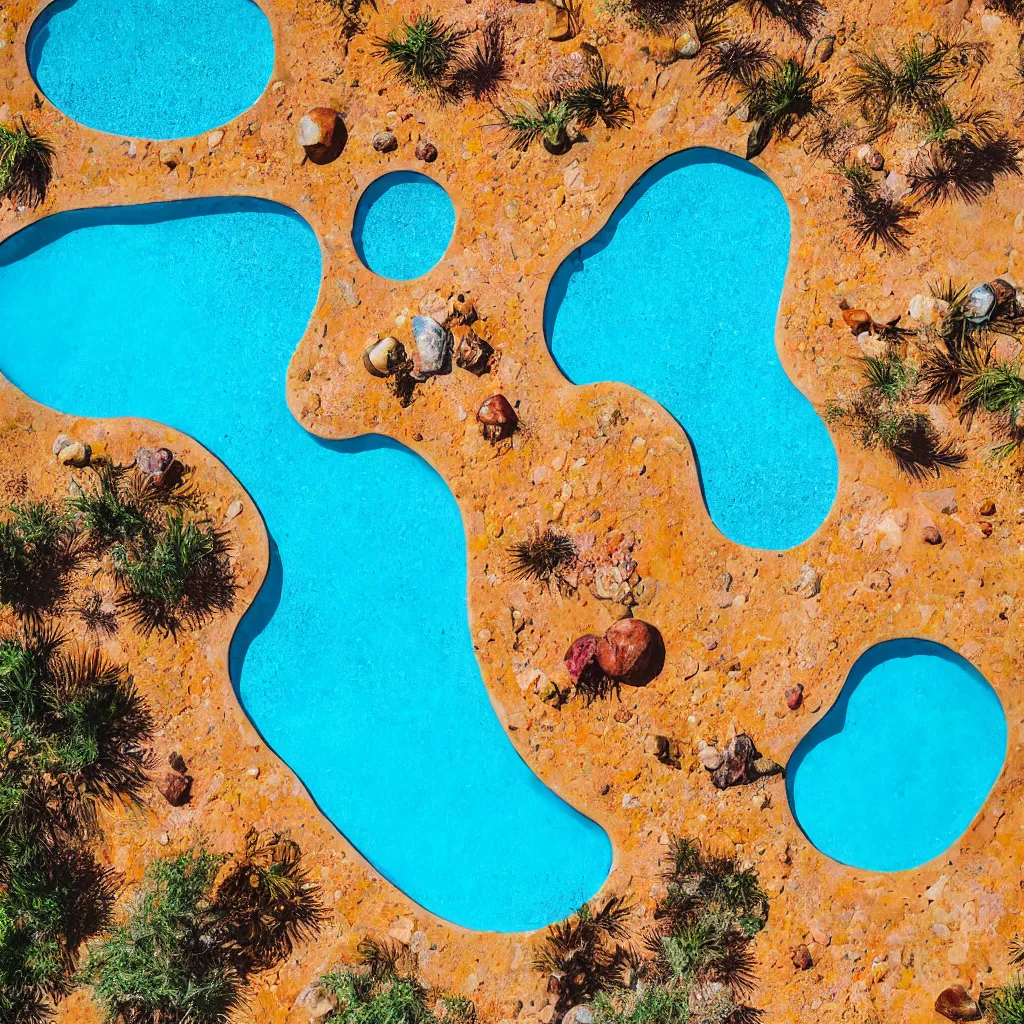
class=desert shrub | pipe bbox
[0,118,54,208]
[318,937,474,1024]
[739,58,822,157]
[111,513,235,636]
[85,838,325,1024]
[507,529,578,589]
[841,162,917,252]
[373,14,466,94]
[0,501,81,617]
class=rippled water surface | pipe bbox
[28,0,274,138]
[545,148,838,550]
[788,638,1006,871]
[0,198,611,930]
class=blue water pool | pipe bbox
[0,198,610,931]
[353,172,456,280]
[787,639,1006,872]
[545,148,837,550]
[27,0,274,139]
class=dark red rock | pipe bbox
[934,985,981,1022]
[477,394,518,442]
[158,769,192,807]
[168,751,187,774]
[135,446,174,478]
[922,525,942,545]
[791,944,813,970]
[565,634,600,684]
[596,619,658,680]
[785,684,804,710]
[711,733,758,789]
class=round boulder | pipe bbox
[415,140,438,162]
[372,130,398,154]
[596,618,659,681]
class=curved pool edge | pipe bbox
[782,633,1010,877]
[0,196,616,934]
[532,144,842,554]
[21,0,279,142]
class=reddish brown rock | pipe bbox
[841,308,872,334]
[372,130,398,153]
[980,499,996,516]
[477,394,518,442]
[158,769,193,807]
[979,521,993,538]
[792,944,813,970]
[596,619,659,681]
[923,525,942,544]
[415,140,438,162]
[452,324,492,375]
[934,985,981,1021]
[786,684,804,710]
[298,107,345,163]
[711,733,758,789]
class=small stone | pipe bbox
[207,130,224,149]
[792,944,813,970]
[294,981,337,1021]
[157,832,170,846]
[791,563,820,599]
[57,441,91,468]
[979,521,993,538]
[452,324,491,375]
[168,751,187,774]
[979,499,996,516]
[246,766,260,778]
[710,733,758,789]
[934,985,981,1022]
[596,619,660,682]
[675,32,699,57]
[159,147,178,169]
[565,634,601,686]
[786,684,804,710]
[613,707,632,724]
[697,741,723,771]
[372,130,398,153]
[562,1007,594,1024]
[415,140,438,162]
[918,487,958,515]
[410,316,451,379]
[364,336,406,378]
[225,500,243,521]
[158,770,192,807]
[477,394,518,442]
[134,446,174,478]
[52,433,72,455]
[923,525,942,544]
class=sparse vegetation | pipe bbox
[111,512,236,637]
[841,161,918,252]
[0,628,152,1021]
[84,836,325,1024]
[507,528,578,589]
[0,118,55,208]
[741,57,822,156]
[533,838,769,1023]
[373,14,467,95]
[317,936,474,1024]
[0,501,81,618]
[495,93,573,152]
[566,64,633,130]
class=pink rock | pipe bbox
[564,634,601,685]
[596,619,659,681]
[786,684,804,710]
[478,394,518,442]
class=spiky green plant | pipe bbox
[84,850,240,1024]
[0,119,54,208]
[318,937,473,1024]
[494,93,572,152]
[566,64,632,130]
[373,15,466,93]
[0,500,80,617]
[742,58,822,155]
[111,513,235,636]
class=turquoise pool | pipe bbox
[353,172,456,281]
[787,639,1006,872]
[0,198,611,931]
[27,0,274,139]
[545,149,838,551]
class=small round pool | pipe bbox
[353,172,455,280]
[787,639,1006,872]
[27,0,274,139]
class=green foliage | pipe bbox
[741,58,822,156]
[84,850,240,1024]
[0,118,54,208]
[85,837,326,1024]
[494,93,572,152]
[373,15,466,93]
[0,501,80,617]
[319,937,473,1024]
[987,978,1024,1024]
[111,512,235,636]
